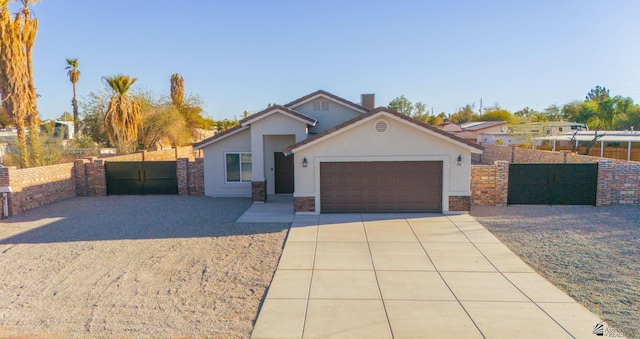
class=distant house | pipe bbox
[458,121,508,142]
[194,90,483,213]
[40,120,75,139]
[438,121,508,143]
[476,132,524,146]
[526,122,588,136]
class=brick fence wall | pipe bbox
[0,163,76,216]
[2,142,636,217]
[470,144,639,207]
[0,147,204,218]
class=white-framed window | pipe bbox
[225,152,252,182]
[313,100,329,111]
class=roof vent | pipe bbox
[374,119,389,133]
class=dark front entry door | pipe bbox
[274,152,294,194]
[507,163,598,205]
[105,161,178,195]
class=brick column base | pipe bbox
[252,181,266,202]
[449,196,471,211]
[294,196,315,212]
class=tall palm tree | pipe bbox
[65,58,80,133]
[103,75,141,154]
[0,0,39,167]
[170,73,184,109]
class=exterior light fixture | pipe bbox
[457,155,463,166]
[302,157,308,167]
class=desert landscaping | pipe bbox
[0,196,288,338]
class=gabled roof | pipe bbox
[459,121,507,131]
[284,90,370,113]
[192,105,317,150]
[193,124,249,149]
[284,107,484,154]
[240,105,317,127]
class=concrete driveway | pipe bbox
[252,213,604,339]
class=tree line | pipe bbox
[389,85,640,131]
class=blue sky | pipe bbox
[23,0,640,121]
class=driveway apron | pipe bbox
[252,213,605,339]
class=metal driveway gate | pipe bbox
[105,161,178,195]
[507,163,598,205]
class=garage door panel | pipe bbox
[320,161,442,213]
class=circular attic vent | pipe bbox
[374,119,389,133]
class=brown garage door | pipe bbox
[320,161,442,213]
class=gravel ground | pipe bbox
[471,205,639,339]
[0,196,289,338]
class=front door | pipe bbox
[274,152,294,194]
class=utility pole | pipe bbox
[479,98,483,114]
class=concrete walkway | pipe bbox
[236,195,295,223]
[252,213,605,339]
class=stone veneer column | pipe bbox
[252,181,266,202]
[294,196,315,212]
[448,196,471,211]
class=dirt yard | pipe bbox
[0,196,289,338]
[471,205,639,339]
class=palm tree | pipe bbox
[170,73,184,109]
[103,75,141,154]
[65,58,80,133]
[0,0,40,167]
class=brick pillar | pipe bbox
[596,161,613,206]
[294,196,315,212]
[74,159,88,196]
[252,181,267,202]
[86,158,96,196]
[495,161,509,206]
[177,158,188,196]
[194,158,204,195]
[94,159,107,196]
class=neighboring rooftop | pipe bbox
[459,121,508,131]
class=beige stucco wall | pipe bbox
[249,112,308,183]
[202,128,252,197]
[292,113,477,213]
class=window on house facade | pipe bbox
[313,100,330,111]
[226,152,252,182]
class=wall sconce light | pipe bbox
[457,155,463,166]
[302,157,308,167]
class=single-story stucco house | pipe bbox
[193,90,483,213]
